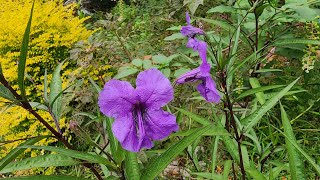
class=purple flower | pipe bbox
[180,12,204,37]
[176,12,221,103]
[176,61,220,103]
[98,68,179,152]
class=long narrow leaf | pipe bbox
[0,85,16,101]
[173,107,211,125]
[49,61,64,121]
[125,152,140,180]
[141,125,211,180]
[237,85,285,100]
[271,124,320,175]
[20,145,116,170]
[0,154,79,173]
[0,136,47,171]
[280,104,306,180]
[249,78,266,105]
[241,78,299,133]
[18,0,35,98]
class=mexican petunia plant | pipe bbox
[98,68,179,152]
[1,1,320,180]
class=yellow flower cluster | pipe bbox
[0,0,92,173]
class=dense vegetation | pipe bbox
[0,0,319,179]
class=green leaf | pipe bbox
[49,61,64,121]
[222,160,232,179]
[20,146,116,170]
[141,125,211,180]
[132,59,143,67]
[0,136,47,171]
[166,26,182,31]
[0,154,79,173]
[105,117,124,164]
[114,67,139,79]
[249,78,266,105]
[184,0,204,15]
[274,39,320,46]
[254,69,282,73]
[271,125,320,176]
[152,54,171,64]
[173,126,229,137]
[29,102,48,111]
[241,78,299,133]
[280,104,306,180]
[44,69,49,103]
[164,33,184,41]
[0,85,16,101]
[237,85,285,100]
[207,5,235,13]
[6,175,89,180]
[18,0,34,98]
[173,107,211,125]
[125,152,140,180]
[200,18,236,32]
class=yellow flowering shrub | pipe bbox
[0,0,92,174]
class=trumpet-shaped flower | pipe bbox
[98,68,179,152]
[176,60,220,103]
[177,12,221,103]
[181,12,204,37]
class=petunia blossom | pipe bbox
[180,12,204,37]
[176,60,220,103]
[98,68,179,152]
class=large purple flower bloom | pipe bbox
[98,68,179,152]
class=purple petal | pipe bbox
[186,38,208,63]
[98,80,136,118]
[196,77,221,103]
[186,12,191,25]
[136,68,173,109]
[197,41,207,63]
[199,61,211,75]
[176,67,201,84]
[144,109,179,140]
[181,25,204,37]
[112,113,153,152]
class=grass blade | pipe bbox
[18,0,35,98]
[280,104,307,180]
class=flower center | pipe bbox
[132,101,147,137]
